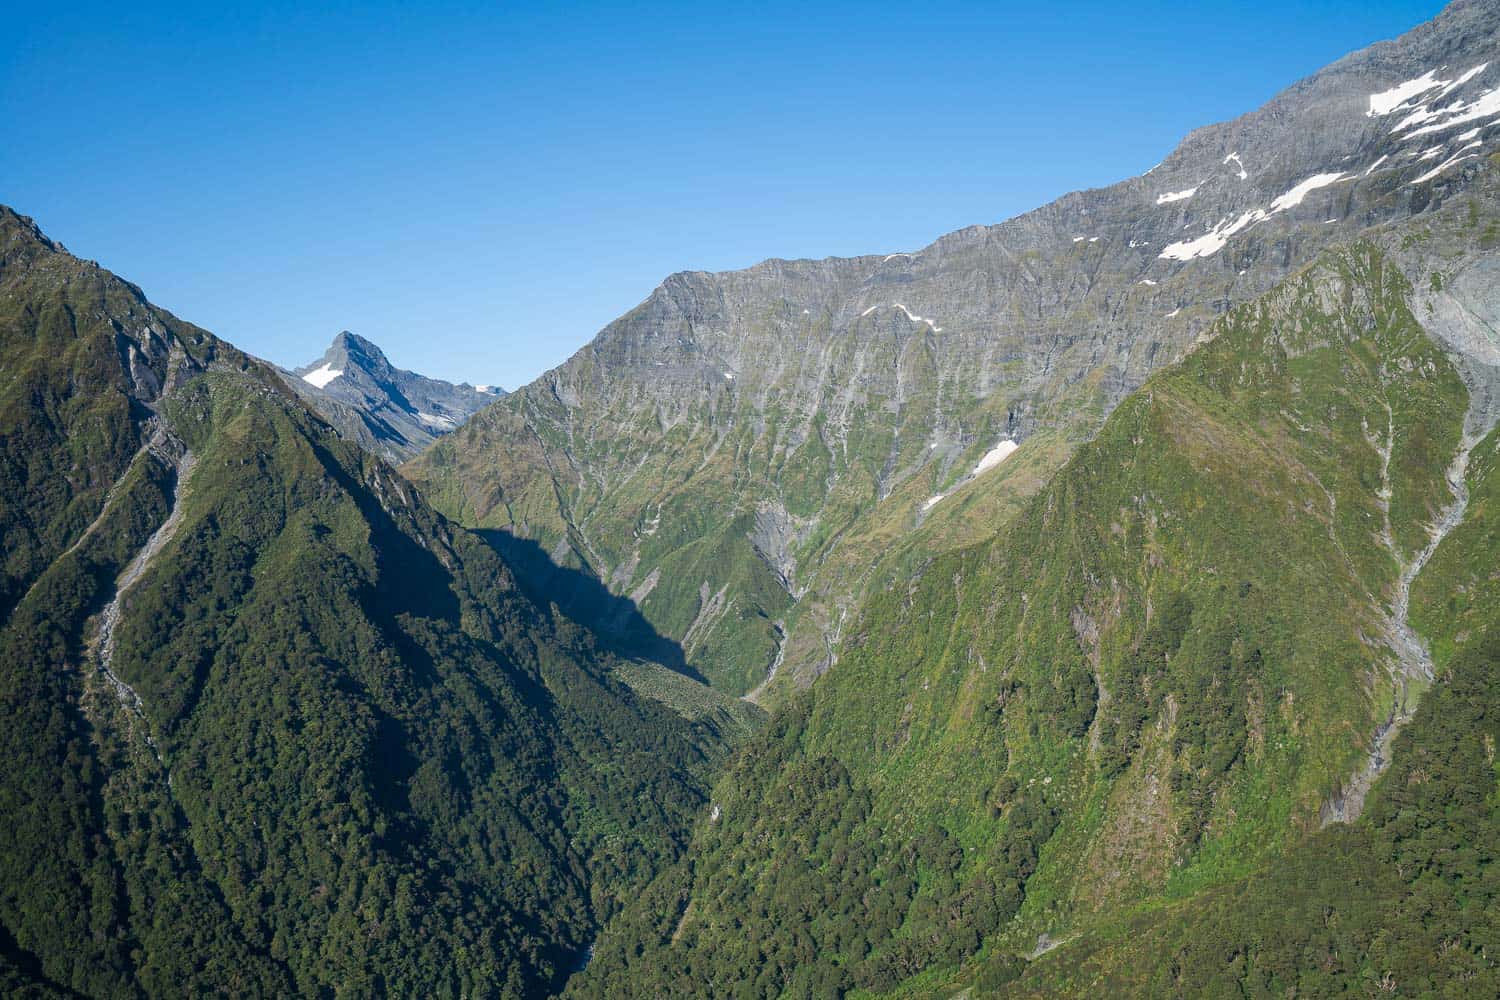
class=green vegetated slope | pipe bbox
[1001,420,1500,999]
[0,207,736,998]
[572,242,1477,997]
[407,300,1054,698]
[757,422,1079,707]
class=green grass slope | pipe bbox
[1002,419,1500,997]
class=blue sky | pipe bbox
[5,1,1445,389]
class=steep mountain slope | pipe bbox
[287,330,502,463]
[572,197,1500,996]
[1003,410,1500,998]
[408,0,1500,698]
[0,207,730,997]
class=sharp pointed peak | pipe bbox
[329,330,385,360]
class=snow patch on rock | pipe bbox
[1404,86,1500,138]
[417,412,457,430]
[302,363,343,388]
[1368,68,1449,117]
[1268,172,1349,212]
[971,440,1018,477]
[1159,208,1266,261]
[1412,143,1484,185]
[860,304,942,331]
[921,439,1018,512]
[1159,171,1350,261]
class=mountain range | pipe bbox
[406,0,1500,703]
[4,1,1500,997]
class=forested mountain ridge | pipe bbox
[572,175,1500,995]
[407,0,1500,701]
[0,205,737,997]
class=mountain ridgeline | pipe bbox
[407,0,1500,701]
[0,207,737,997]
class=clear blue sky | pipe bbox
[4,0,1446,389]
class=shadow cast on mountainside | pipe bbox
[474,528,709,686]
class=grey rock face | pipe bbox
[286,331,502,463]
[414,0,1500,695]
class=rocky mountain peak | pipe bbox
[287,331,503,463]
[327,329,388,367]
